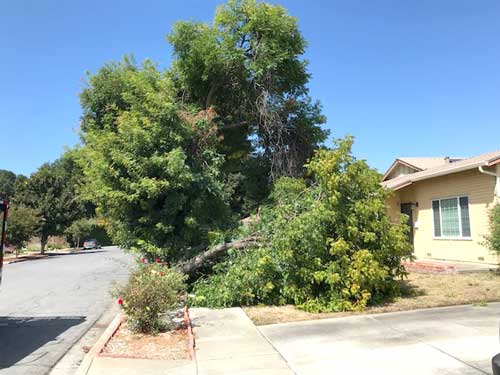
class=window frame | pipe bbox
[431,195,472,240]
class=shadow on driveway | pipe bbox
[0,316,85,369]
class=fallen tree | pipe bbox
[181,236,261,276]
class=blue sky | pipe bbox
[1,0,499,176]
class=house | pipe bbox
[382,151,500,264]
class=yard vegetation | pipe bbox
[77,0,412,322]
[244,271,500,325]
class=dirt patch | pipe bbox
[244,271,500,325]
[101,322,190,360]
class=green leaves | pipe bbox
[12,150,89,251]
[79,60,233,260]
[7,206,41,250]
[193,137,413,312]
[485,204,500,261]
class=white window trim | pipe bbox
[432,195,472,240]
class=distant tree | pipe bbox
[0,170,18,199]
[7,206,40,253]
[13,151,87,253]
[64,218,97,248]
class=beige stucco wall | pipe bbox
[388,168,498,264]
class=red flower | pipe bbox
[141,258,146,264]
[156,257,161,263]
[117,298,123,305]
[159,272,164,276]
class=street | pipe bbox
[0,246,132,375]
[260,303,500,375]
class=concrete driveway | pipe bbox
[259,303,500,375]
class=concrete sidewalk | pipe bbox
[79,307,293,375]
[191,307,294,374]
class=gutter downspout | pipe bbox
[478,165,500,202]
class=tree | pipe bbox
[0,170,19,199]
[79,60,233,260]
[168,0,328,212]
[64,218,97,248]
[78,0,330,260]
[13,151,87,253]
[7,206,40,253]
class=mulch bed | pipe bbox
[100,321,190,360]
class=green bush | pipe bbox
[485,204,500,261]
[192,138,413,312]
[115,263,187,334]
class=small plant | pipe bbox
[114,262,187,334]
[485,204,500,263]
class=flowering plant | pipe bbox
[114,263,187,333]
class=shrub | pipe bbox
[192,137,413,312]
[46,236,69,250]
[115,263,187,334]
[485,204,500,261]
[7,206,40,252]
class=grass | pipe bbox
[244,271,500,325]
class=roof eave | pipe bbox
[382,159,422,181]
[487,156,500,166]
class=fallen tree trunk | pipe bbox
[181,236,260,276]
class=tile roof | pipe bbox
[382,150,500,190]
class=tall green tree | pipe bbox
[0,170,19,199]
[168,0,328,212]
[13,151,87,253]
[78,0,330,259]
[79,60,232,260]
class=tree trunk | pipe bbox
[181,236,260,276]
[40,234,48,255]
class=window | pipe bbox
[432,196,471,238]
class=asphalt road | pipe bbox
[0,246,133,375]
[260,303,500,375]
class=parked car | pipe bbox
[83,239,101,250]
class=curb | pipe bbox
[75,313,123,375]
[184,306,196,361]
[3,255,49,264]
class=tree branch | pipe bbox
[205,83,219,109]
[181,236,260,276]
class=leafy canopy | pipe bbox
[79,0,330,259]
[79,60,232,259]
[192,138,413,312]
[7,206,40,250]
[168,0,328,208]
[13,150,88,251]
